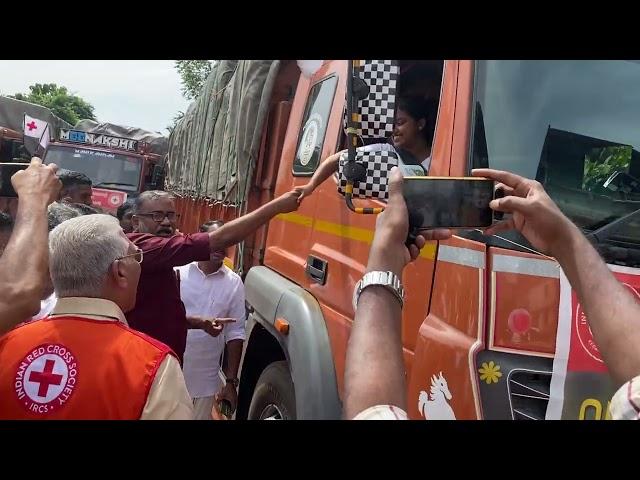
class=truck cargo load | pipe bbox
[75,119,169,157]
[166,60,281,205]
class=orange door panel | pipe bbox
[408,237,487,420]
[487,247,560,357]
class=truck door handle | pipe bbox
[306,255,328,285]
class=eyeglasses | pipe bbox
[115,248,144,264]
[135,211,180,223]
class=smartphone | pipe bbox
[402,176,495,229]
[0,163,30,198]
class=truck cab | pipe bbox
[43,128,165,212]
[171,60,640,420]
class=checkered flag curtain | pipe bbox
[343,60,399,139]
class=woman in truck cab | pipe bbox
[298,96,436,203]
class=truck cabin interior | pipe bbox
[339,60,444,152]
[534,128,640,247]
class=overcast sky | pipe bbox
[0,60,191,134]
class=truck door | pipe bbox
[307,61,450,396]
[264,61,345,289]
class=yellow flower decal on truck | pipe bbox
[478,361,503,385]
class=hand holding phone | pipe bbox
[0,158,61,205]
[402,176,495,230]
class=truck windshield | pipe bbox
[472,60,640,248]
[45,145,141,192]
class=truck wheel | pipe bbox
[248,361,296,420]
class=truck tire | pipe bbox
[247,361,296,420]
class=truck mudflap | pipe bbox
[242,266,342,419]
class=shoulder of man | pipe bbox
[221,265,243,283]
[116,321,177,357]
[174,261,197,275]
[126,232,166,246]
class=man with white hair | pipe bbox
[27,203,94,323]
[0,214,194,420]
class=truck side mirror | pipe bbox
[337,150,403,200]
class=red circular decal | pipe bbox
[508,308,532,334]
[14,343,79,416]
[575,283,640,363]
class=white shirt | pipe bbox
[32,292,57,321]
[360,143,431,174]
[353,405,408,420]
[175,263,246,399]
[610,376,640,420]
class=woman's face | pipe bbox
[392,108,425,150]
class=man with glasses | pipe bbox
[0,214,193,419]
[127,188,301,365]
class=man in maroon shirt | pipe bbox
[127,189,301,364]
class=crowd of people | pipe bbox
[0,157,300,419]
[0,151,639,420]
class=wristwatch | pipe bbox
[352,271,404,311]
[226,377,239,388]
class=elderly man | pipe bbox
[29,202,100,322]
[0,157,61,335]
[57,169,93,206]
[127,188,301,364]
[0,214,193,419]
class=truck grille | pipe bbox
[507,369,552,420]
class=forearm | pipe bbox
[0,199,49,333]
[343,245,406,419]
[186,316,205,329]
[307,153,340,191]
[555,224,640,386]
[222,339,243,379]
[209,201,279,251]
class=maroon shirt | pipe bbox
[126,232,211,364]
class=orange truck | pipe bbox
[168,60,640,419]
[43,122,167,213]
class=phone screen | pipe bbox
[0,163,30,198]
[402,177,494,228]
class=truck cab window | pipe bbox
[44,145,142,191]
[471,60,640,262]
[293,75,338,176]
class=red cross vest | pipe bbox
[0,316,174,419]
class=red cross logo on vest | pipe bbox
[29,359,63,397]
[14,343,79,415]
